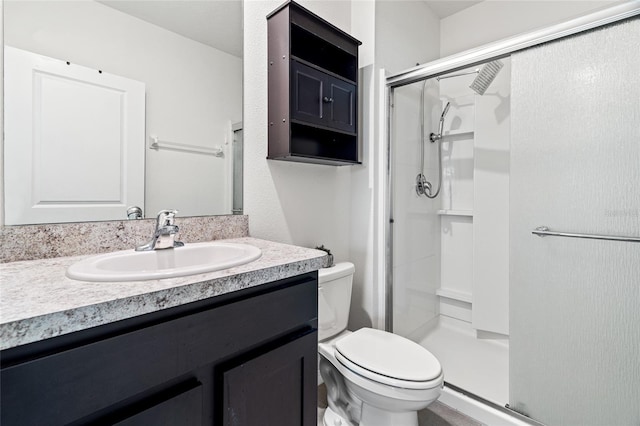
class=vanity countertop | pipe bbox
[0,237,326,351]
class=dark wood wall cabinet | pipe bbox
[267,0,362,166]
[1,273,318,426]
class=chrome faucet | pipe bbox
[136,209,185,251]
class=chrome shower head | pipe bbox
[430,101,451,143]
[441,102,451,120]
[470,60,504,95]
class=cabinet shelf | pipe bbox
[267,0,361,166]
[290,118,357,137]
[291,56,357,85]
[290,25,357,81]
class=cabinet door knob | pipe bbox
[323,97,334,103]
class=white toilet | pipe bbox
[318,262,444,426]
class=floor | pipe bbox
[417,316,509,405]
[317,384,483,426]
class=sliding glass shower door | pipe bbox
[509,17,640,425]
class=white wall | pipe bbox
[437,81,475,321]
[375,0,440,73]
[348,0,378,329]
[440,0,617,56]
[243,0,441,331]
[4,0,241,219]
[243,0,353,264]
[472,58,511,335]
[372,1,440,332]
[0,1,4,226]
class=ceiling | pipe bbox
[98,0,243,58]
[423,0,483,18]
[96,0,481,58]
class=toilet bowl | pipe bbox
[318,263,443,426]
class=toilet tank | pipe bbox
[318,262,355,341]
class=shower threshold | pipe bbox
[439,384,542,426]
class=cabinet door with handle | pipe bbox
[326,75,356,134]
[291,61,356,135]
[291,61,326,127]
[222,331,317,426]
[114,383,203,426]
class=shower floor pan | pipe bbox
[417,315,509,406]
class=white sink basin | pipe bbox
[66,242,262,282]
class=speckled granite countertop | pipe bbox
[0,237,326,351]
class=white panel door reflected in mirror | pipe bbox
[3,0,243,224]
[4,46,145,225]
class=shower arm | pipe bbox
[435,69,479,81]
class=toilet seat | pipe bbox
[334,328,442,390]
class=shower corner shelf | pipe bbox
[437,209,474,217]
[443,130,474,138]
[436,288,473,304]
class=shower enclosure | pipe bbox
[386,5,639,425]
[390,56,511,406]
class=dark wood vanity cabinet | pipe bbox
[267,0,362,166]
[0,273,318,426]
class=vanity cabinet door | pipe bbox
[114,382,203,426]
[222,330,317,426]
[1,273,318,426]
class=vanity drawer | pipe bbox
[1,273,318,426]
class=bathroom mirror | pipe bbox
[3,0,243,225]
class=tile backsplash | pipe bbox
[0,215,249,263]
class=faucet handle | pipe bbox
[126,206,143,220]
[156,209,178,227]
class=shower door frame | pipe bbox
[383,1,640,331]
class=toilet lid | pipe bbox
[335,328,441,382]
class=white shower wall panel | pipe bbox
[472,58,511,336]
[441,95,475,134]
[392,83,441,266]
[440,216,474,298]
[441,136,475,212]
[440,97,475,212]
[440,75,476,102]
[393,86,424,167]
[393,256,440,339]
[392,179,440,266]
[392,81,442,335]
[436,88,475,323]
